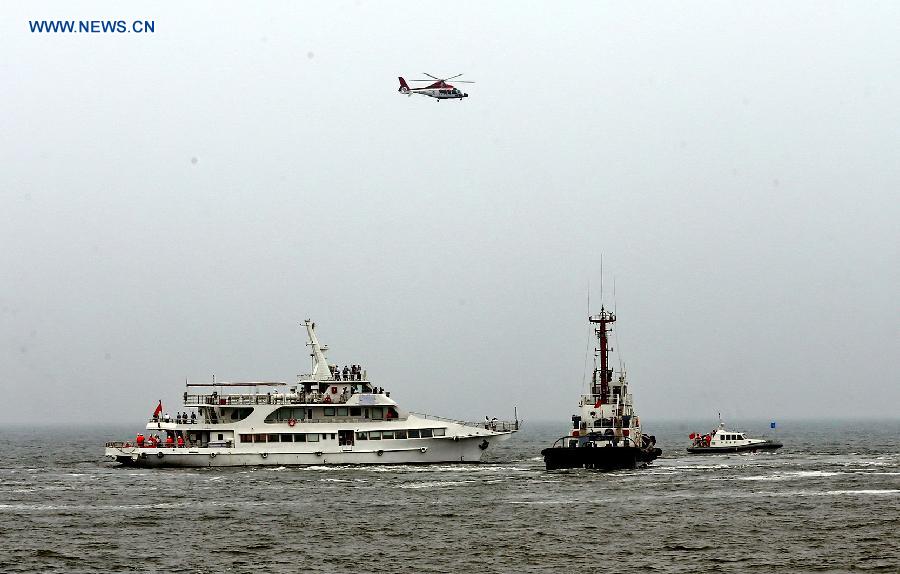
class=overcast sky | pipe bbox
[2,2,898,427]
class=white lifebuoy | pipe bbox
[261,452,268,459]
[288,418,297,427]
[314,451,323,457]
[209,452,217,458]
[419,447,427,453]
[377,450,384,456]
[156,451,164,458]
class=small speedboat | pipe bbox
[687,420,782,454]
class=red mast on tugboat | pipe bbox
[590,307,615,406]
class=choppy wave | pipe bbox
[1,421,898,572]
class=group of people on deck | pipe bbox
[154,411,197,424]
[135,433,187,448]
[330,364,363,381]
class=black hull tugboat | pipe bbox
[542,308,661,471]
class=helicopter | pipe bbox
[398,73,474,100]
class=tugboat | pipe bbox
[541,307,661,471]
[687,417,782,454]
[104,320,518,467]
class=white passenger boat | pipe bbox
[105,321,518,467]
[687,418,782,454]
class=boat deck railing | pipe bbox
[183,392,364,406]
[106,441,214,449]
[409,412,519,432]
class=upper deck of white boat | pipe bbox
[146,320,518,434]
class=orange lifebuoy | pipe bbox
[324,395,332,403]
[288,418,297,427]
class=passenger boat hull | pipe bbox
[106,434,510,468]
[686,440,782,454]
[541,445,662,471]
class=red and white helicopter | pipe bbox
[398,73,474,101]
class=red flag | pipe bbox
[594,399,602,408]
[153,400,163,417]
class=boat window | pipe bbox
[382,431,395,440]
[324,407,336,416]
[371,407,384,420]
[254,434,267,442]
[369,431,382,440]
[420,429,433,438]
[395,430,407,439]
[337,407,349,416]
[228,408,254,421]
[408,429,420,438]
[432,428,446,437]
[239,434,252,443]
[280,434,293,442]
[218,434,224,441]
[356,432,368,440]
[264,407,303,423]
[350,407,361,416]
[295,434,307,442]
[331,433,336,440]
[306,433,319,442]
[267,434,279,443]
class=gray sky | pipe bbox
[2,2,898,426]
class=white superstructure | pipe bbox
[105,320,518,467]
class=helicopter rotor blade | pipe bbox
[422,73,441,80]
[444,73,464,81]
[452,80,475,83]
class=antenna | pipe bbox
[613,276,624,372]
[600,254,604,308]
[582,280,591,392]
[613,276,617,313]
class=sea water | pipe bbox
[1,420,897,573]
